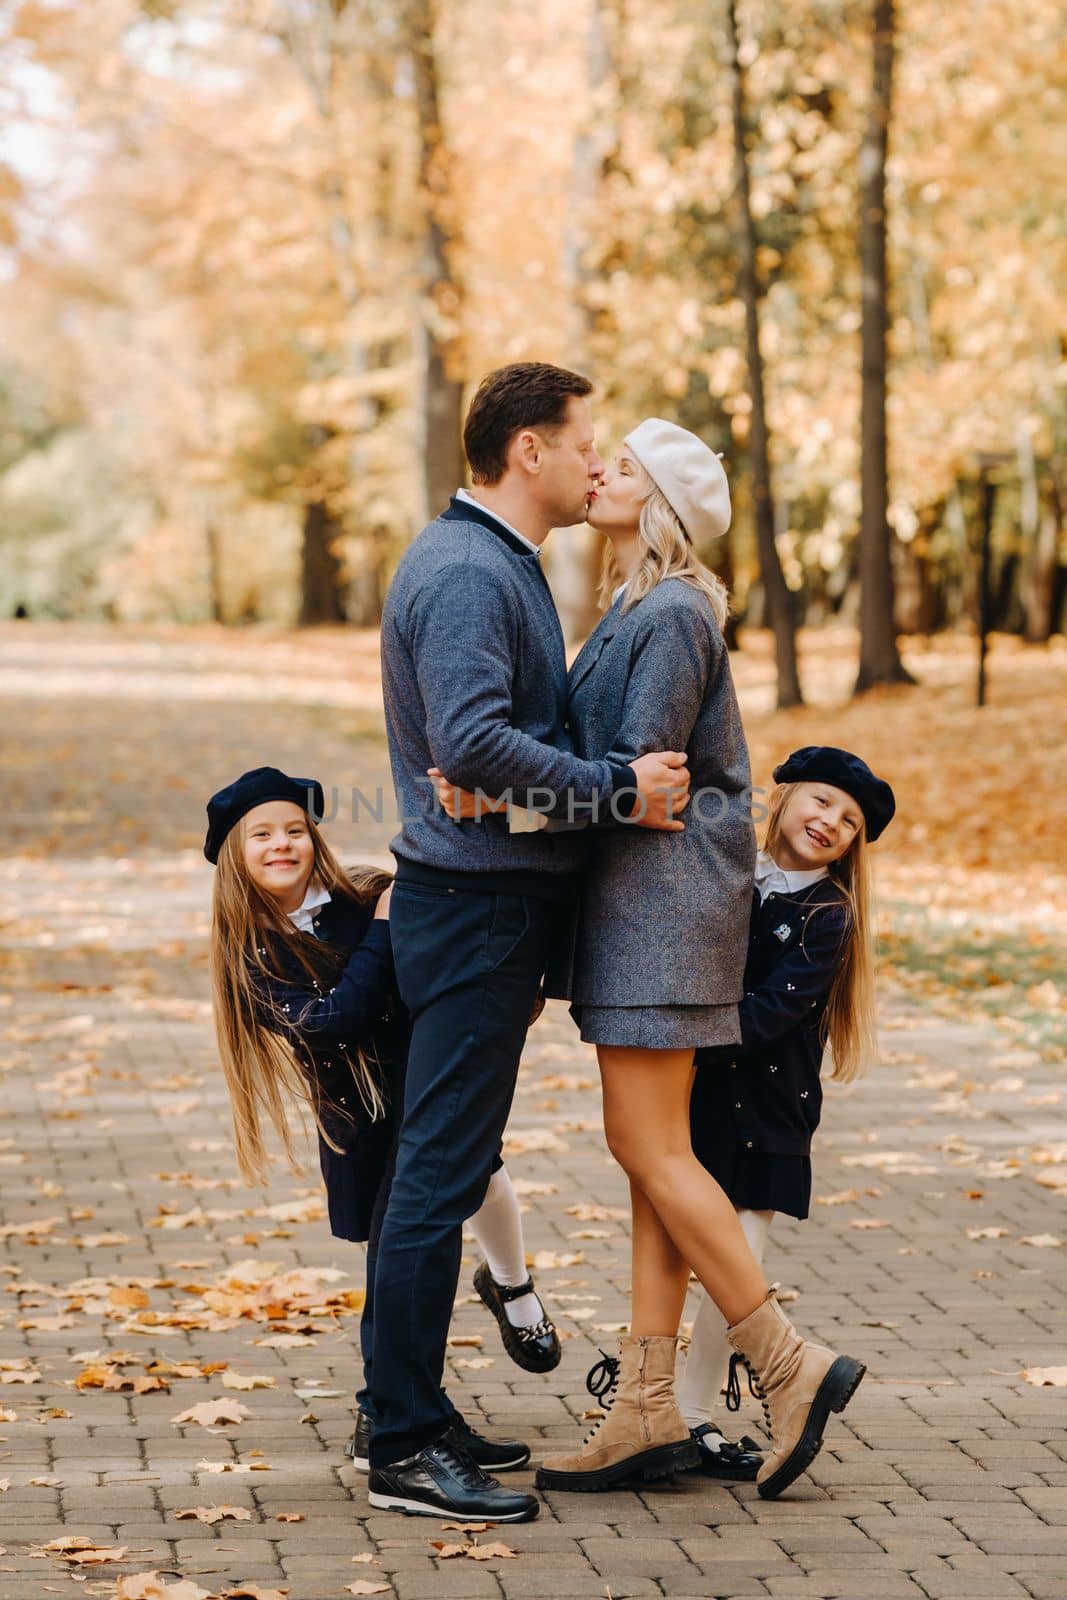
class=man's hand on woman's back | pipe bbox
[626,751,691,831]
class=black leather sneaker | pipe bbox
[689,1423,762,1481]
[367,1437,539,1522]
[474,1262,561,1373]
[344,1408,372,1470]
[346,1408,530,1473]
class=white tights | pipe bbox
[467,1164,544,1328]
[677,1207,774,1430]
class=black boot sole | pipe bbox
[535,1437,700,1492]
[367,1488,539,1521]
[756,1356,866,1501]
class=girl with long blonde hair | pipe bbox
[680,746,895,1477]
[205,765,561,1475]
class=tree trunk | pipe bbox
[724,0,802,707]
[276,2,386,621]
[299,500,346,626]
[204,516,224,624]
[854,0,914,691]
[1022,437,1060,643]
[408,0,466,524]
[550,0,615,643]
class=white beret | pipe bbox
[623,417,731,543]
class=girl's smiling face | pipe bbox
[775,781,864,872]
[242,801,315,912]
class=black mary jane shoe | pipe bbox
[474,1261,561,1374]
[367,1437,539,1522]
[346,1408,530,1473]
[689,1422,763,1481]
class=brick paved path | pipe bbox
[1,627,1065,1600]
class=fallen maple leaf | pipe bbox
[1019,1234,1063,1248]
[220,1371,276,1391]
[530,1249,585,1269]
[133,1375,171,1394]
[446,1335,483,1348]
[274,1512,304,1522]
[468,1541,518,1561]
[344,1583,390,1597]
[114,1574,215,1600]
[437,1523,489,1533]
[0,1408,15,1421]
[176,1505,252,1524]
[197,1458,272,1474]
[109,1286,150,1310]
[1021,1366,1067,1386]
[223,1587,290,1600]
[35,1536,129,1565]
[430,1542,470,1559]
[0,1359,40,1384]
[171,1399,250,1428]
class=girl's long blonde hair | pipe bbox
[210,815,392,1186]
[763,783,877,1084]
[599,464,730,628]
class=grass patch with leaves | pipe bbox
[880,897,1066,1061]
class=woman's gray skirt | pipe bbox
[569,1001,741,1050]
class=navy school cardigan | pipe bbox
[251,890,408,1243]
[690,878,850,1160]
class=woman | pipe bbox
[434,420,866,1502]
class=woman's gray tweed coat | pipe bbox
[546,577,756,1010]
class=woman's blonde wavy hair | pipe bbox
[599,459,730,628]
[210,814,392,1186]
[762,782,878,1084]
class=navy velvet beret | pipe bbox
[204,766,326,864]
[772,746,895,842]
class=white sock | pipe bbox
[677,1208,773,1430]
[469,1165,544,1329]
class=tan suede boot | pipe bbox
[535,1335,699,1491]
[727,1287,866,1500]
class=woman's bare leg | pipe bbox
[629,1179,690,1336]
[599,1045,767,1328]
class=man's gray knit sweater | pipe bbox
[381,497,633,879]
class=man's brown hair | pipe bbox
[463,362,593,485]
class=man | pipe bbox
[370,362,691,1522]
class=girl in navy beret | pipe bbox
[678,746,895,1480]
[206,768,560,1471]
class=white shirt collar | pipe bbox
[455,488,542,558]
[754,849,828,903]
[288,881,332,934]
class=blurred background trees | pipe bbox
[0,0,1063,696]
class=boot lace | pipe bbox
[726,1352,771,1434]
[580,1349,620,1442]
